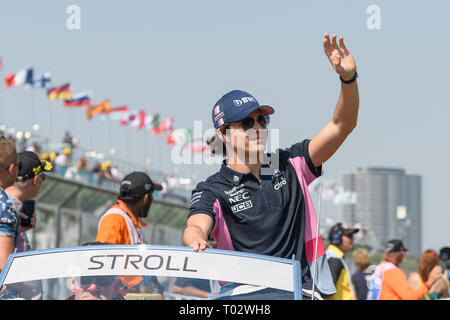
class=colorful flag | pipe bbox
[47,83,71,100]
[103,105,128,114]
[152,116,173,135]
[182,137,208,154]
[32,72,51,88]
[119,110,139,127]
[86,99,110,120]
[63,90,91,107]
[98,105,128,121]
[131,110,146,129]
[166,128,193,146]
[149,113,160,130]
[5,68,33,88]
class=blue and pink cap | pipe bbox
[212,90,275,129]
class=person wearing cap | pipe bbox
[183,33,359,299]
[6,151,53,252]
[325,222,359,300]
[368,239,442,300]
[95,171,163,292]
[0,138,19,272]
[96,171,162,245]
[4,151,52,299]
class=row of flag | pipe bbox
[1,58,209,152]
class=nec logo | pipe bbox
[228,192,250,204]
[233,96,256,106]
[274,177,287,190]
[231,200,253,213]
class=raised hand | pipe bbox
[323,33,357,81]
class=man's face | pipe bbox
[30,173,46,198]
[340,234,354,253]
[223,109,269,164]
[72,276,121,300]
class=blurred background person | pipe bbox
[68,275,123,300]
[368,239,442,300]
[351,248,373,300]
[440,247,450,282]
[5,151,52,300]
[54,147,72,167]
[0,138,19,271]
[76,155,90,172]
[326,222,359,300]
[408,249,450,300]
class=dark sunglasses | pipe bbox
[79,275,116,287]
[235,114,270,131]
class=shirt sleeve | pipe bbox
[384,268,428,300]
[0,193,18,238]
[95,214,129,245]
[281,139,322,184]
[188,182,218,222]
[327,257,344,285]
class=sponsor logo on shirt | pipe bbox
[228,192,250,204]
[189,191,203,207]
[231,200,253,213]
[274,177,287,190]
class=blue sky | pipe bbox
[0,0,449,251]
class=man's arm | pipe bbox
[0,236,14,272]
[183,214,214,252]
[384,268,429,300]
[309,33,359,168]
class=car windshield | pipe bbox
[0,245,301,300]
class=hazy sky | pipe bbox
[0,1,448,251]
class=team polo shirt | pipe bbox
[189,139,322,273]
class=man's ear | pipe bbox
[7,163,16,175]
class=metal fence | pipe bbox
[28,173,189,250]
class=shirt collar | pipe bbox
[116,199,147,228]
[220,164,245,186]
[327,244,345,258]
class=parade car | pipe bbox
[0,245,302,300]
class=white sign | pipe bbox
[2,246,296,292]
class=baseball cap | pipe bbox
[385,239,408,253]
[16,151,53,182]
[328,222,360,240]
[212,90,275,129]
[439,247,450,262]
[119,171,162,201]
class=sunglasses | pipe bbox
[233,114,270,131]
[79,275,116,287]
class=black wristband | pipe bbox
[340,71,358,84]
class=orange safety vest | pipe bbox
[96,200,147,288]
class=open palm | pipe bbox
[323,33,357,81]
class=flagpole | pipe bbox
[49,101,53,145]
[311,162,325,300]
[30,88,35,130]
